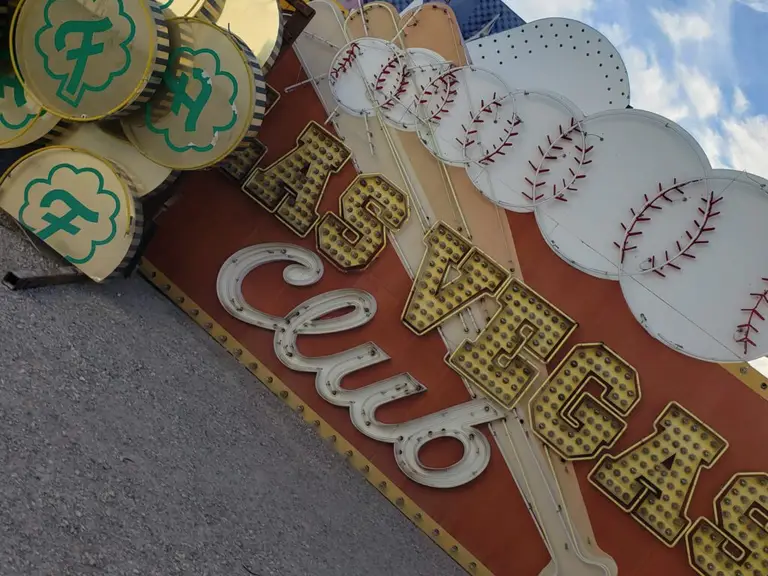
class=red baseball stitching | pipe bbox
[330,42,361,82]
[524,118,590,203]
[418,67,458,122]
[458,93,520,165]
[736,278,768,355]
[614,179,721,277]
[375,56,410,111]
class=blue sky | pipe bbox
[507,0,768,178]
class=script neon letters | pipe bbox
[217,243,504,489]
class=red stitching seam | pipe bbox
[418,68,458,121]
[613,179,720,277]
[376,56,409,111]
[736,278,768,355]
[524,118,590,203]
[457,93,520,165]
[329,43,361,81]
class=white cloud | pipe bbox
[597,22,629,48]
[650,8,714,45]
[736,0,768,11]
[692,125,727,167]
[720,115,768,173]
[733,87,749,114]
[621,45,689,121]
[505,0,595,22]
[676,65,723,119]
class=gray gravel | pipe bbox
[0,225,463,576]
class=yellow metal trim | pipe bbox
[138,257,495,576]
[719,362,768,401]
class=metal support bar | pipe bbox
[276,0,316,68]
[3,266,89,291]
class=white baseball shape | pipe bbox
[467,89,586,213]
[620,170,768,362]
[415,65,515,167]
[534,109,712,280]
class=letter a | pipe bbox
[589,402,728,547]
[243,121,351,237]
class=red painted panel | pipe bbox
[145,52,550,576]
[507,209,768,576]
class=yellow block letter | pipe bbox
[687,473,768,575]
[589,402,728,546]
[316,174,410,272]
[447,278,577,408]
[402,221,509,336]
[243,121,351,237]
[530,343,641,459]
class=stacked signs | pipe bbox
[0,0,279,280]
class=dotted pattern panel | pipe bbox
[401,222,509,336]
[589,402,729,547]
[530,343,640,460]
[466,18,630,115]
[686,473,768,576]
[316,174,410,272]
[242,121,351,237]
[447,278,577,409]
[219,140,268,183]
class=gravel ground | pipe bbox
[0,224,464,576]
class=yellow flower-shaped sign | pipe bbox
[0,146,142,281]
[50,121,177,199]
[0,69,61,148]
[121,18,267,170]
[11,0,170,120]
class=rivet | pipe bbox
[280,390,289,399]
